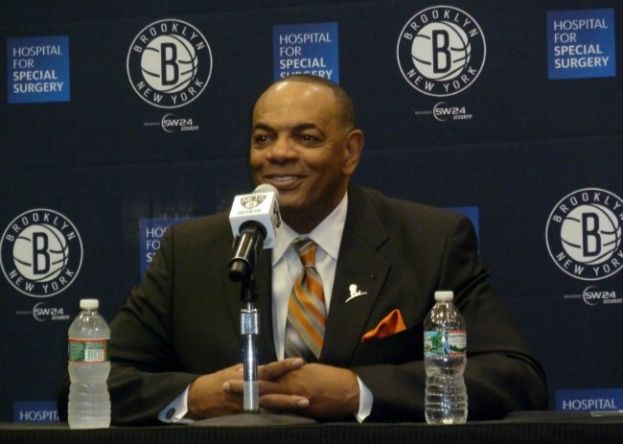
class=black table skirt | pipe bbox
[2,417,623,444]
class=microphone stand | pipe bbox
[228,230,262,412]
[240,275,259,412]
[192,235,316,427]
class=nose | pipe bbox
[265,135,297,163]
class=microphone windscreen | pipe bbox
[254,183,279,197]
[229,184,281,249]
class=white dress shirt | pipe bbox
[270,194,346,360]
[159,192,372,423]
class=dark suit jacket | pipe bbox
[91,185,547,424]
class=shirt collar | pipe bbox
[272,193,348,265]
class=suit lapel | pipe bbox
[321,186,391,366]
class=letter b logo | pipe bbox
[432,30,450,73]
[32,232,50,274]
[582,213,600,257]
[560,205,621,265]
[12,225,67,281]
[160,42,179,86]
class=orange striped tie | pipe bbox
[284,239,326,362]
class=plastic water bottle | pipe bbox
[68,299,111,429]
[423,290,468,424]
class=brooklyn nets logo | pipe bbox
[241,195,266,210]
[0,209,83,297]
[546,188,623,281]
[396,6,486,97]
[127,19,212,108]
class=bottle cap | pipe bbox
[434,290,454,302]
[79,299,99,310]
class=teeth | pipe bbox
[272,176,295,182]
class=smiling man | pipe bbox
[63,75,547,425]
[249,77,363,234]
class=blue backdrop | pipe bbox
[1,0,622,422]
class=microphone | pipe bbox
[228,184,281,282]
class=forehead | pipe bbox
[252,81,339,129]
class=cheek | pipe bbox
[249,151,264,168]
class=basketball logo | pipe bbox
[13,224,69,282]
[241,195,266,210]
[127,19,212,109]
[546,188,623,281]
[1,209,83,298]
[141,35,199,93]
[411,22,471,81]
[397,6,486,97]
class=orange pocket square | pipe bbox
[361,309,407,343]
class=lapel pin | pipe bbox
[345,284,368,303]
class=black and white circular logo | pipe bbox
[127,19,213,109]
[0,209,83,297]
[396,5,486,97]
[241,195,266,210]
[546,188,623,281]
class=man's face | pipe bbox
[250,80,361,233]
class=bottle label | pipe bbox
[68,339,109,363]
[424,330,466,358]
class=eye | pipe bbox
[297,133,322,145]
[252,133,273,147]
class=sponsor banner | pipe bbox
[546,188,623,281]
[547,8,616,79]
[414,101,474,123]
[143,112,200,133]
[7,35,70,104]
[556,388,623,412]
[563,285,622,306]
[139,218,189,276]
[127,19,213,109]
[13,401,59,423]
[15,301,71,321]
[397,5,486,97]
[0,209,83,298]
[273,22,339,82]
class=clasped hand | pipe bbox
[187,358,359,420]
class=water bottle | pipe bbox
[68,299,111,429]
[423,290,468,424]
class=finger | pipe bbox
[224,380,287,395]
[222,381,238,394]
[258,358,305,380]
[260,394,310,409]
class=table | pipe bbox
[2,412,622,444]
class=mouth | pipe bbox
[263,175,303,190]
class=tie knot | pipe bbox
[293,239,317,267]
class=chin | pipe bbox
[275,193,300,208]
[276,201,297,213]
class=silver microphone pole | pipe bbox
[241,299,259,412]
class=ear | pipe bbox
[342,129,364,176]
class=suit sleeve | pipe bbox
[353,216,548,421]
[106,226,199,425]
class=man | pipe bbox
[85,75,548,424]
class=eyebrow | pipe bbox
[252,123,274,133]
[251,122,323,133]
